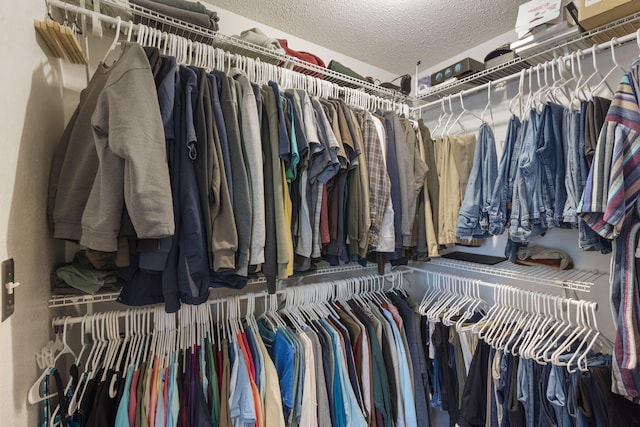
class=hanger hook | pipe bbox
[611,38,619,66]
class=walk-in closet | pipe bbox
[2,0,640,426]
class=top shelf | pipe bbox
[84,0,411,102]
[418,11,640,102]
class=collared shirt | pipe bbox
[353,110,391,249]
[579,63,640,238]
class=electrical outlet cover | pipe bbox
[2,258,14,322]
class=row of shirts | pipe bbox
[49,42,438,311]
[58,292,429,427]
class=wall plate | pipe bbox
[2,258,14,322]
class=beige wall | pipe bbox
[0,0,69,424]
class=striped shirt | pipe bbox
[578,63,640,239]
[611,221,640,397]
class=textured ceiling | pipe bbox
[205,0,527,76]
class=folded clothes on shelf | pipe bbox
[515,245,574,270]
[130,0,219,33]
[232,27,286,53]
[277,38,326,78]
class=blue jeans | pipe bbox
[489,116,521,235]
[536,103,567,228]
[458,123,498,239]
[517,358,535,427]
[510,111,545,243]
[562,108,581,225]
[547,365,572,427]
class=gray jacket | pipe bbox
[50,43,173,252]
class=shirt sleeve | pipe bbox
[82,67,174,251]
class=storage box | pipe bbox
[515,0,564,39]
[576,0,640,30]
[430,58,485,86]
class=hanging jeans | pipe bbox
[562,108,581,225]
[510,110,545,243]
[516,358,535,427]
[457,123,498,239]
[546,365,572,427]
[489,116,521,236]
[536,103,566,229]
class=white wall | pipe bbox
[208,2,398,83]
[0,1,69,425]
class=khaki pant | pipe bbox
[437,134,476,245]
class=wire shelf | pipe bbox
[418,11,640,101]
[81,0,411,102]
[419,257,605,292]
[48,262,376,308]
[48,291,120,308]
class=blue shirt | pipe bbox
[321,319,367,427]
[272,328,296,419]
[382,309,417,427]
[229,341,257,426]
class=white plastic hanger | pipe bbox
[28,317,77,404]
[590,39,623,98]
[508,69,526,119]
[100,16,121,65]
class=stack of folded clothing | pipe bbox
[326,60,369,88]
[515,245,574,270]
[52,250,122,295]
[130,0,219,42]
[232,28,286,54]
[277,39,326,78]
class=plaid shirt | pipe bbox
[354,110,391,248]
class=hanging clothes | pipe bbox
[48,42,174,253]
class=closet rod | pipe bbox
[401,265,596,312]
[49,0,125,30]
[411,28,640,115]
[51,291,275,327]
[47,0,410,114]
[51,270,404,327]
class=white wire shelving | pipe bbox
[49,0,412,103]
[48,262,377,308]
[414,257,605,293]
[417,11,640,102]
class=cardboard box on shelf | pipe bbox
[576,0,640,30]
[515,0,564,39]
